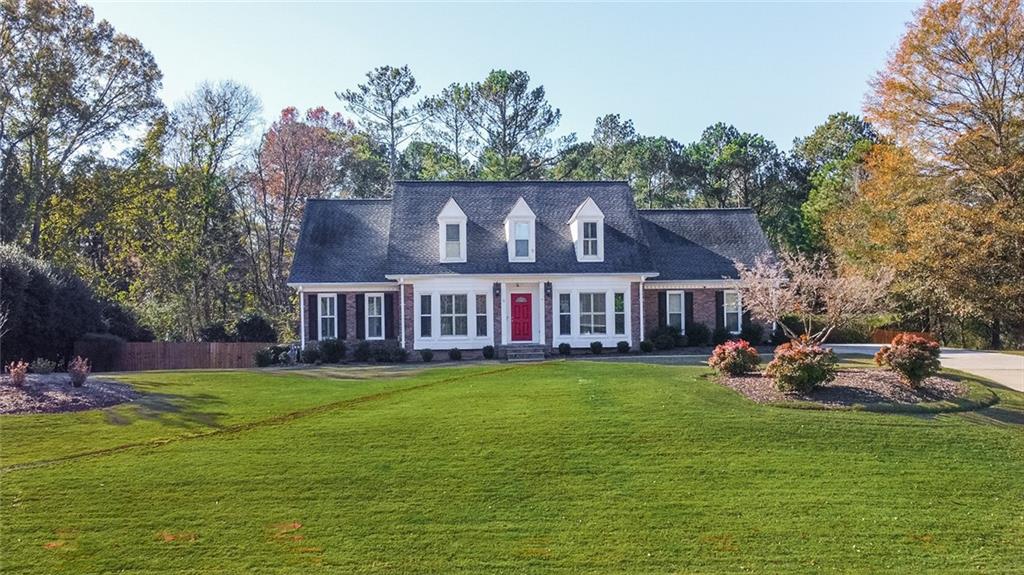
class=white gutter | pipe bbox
[639,276,645,342]
[398,277,406,349]
[298,286,306,350]
[384,272,660,281]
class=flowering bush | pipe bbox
[707,340,760,376]
[6,360,28,386]
[874,334,941,388]
[765,338,837,394]
[30,358,56,374]
[68,356,91,387]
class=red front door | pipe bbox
[510,293,533,341]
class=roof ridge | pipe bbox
[306,197,391,202]
[639,207,754,212]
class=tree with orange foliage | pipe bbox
[831,0,1024,348]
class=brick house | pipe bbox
[287,181,771,357]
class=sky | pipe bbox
[89,1,919,150]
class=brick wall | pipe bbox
[643,289,660,337]
[492,283,502,346]
[402,284,414,351]
[544,282,553,349]
[630,282,641,345]
[344,294,358,343]
[643,288,720,336]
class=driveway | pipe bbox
[830,344,1024,392]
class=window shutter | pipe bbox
[306,294,318,341]
[714,291,725,332]
[339,294,347,339]
[742,310,752,334]
[384,293,395,339]
[657,291,666,328]
[684,292,694,332]
[356,294,365,339]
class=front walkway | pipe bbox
[830,344,1024,392]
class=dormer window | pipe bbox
[568,197,604,262]
[504,197,536,262]
[437,197,467,263]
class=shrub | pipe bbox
[199,321,233,342]
[420,349,434,362]
[101,300,154,342]
[590,341,603,355]
[686,323,711,346]
[639,340,654,353]
[254,347,276,367]
[740,322,764,345]
[68,356,91,387]
[370,341,405,363]
[558,343,571,356]
[765,339,837,394]
[234,313,278,343]
[393,346,409,363]
[6,360,28,386]
[318,338,345,363]
[874,334,941,388]
[616,341,630,354]
[29,358,56,374]
[654,334,676,351]
[75,333,125,372]
[650,325,685,348]
[448,347,463,361]
[712,327,732,345]
[707,340,761,376]
[353,341,372,362]
[482,345,495,359]
[300,343,321,364]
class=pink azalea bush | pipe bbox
[68,356,91,387]
[6,360,28,386]
[707,339,760,376]
[874,333,941,388]
[765,337,837,394]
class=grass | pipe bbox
[2,361,1023,573]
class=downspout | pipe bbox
[638,276,645,342]
[398,277,406,349]
[299,286,305,350]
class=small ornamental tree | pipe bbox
[875,333,941,388]
[734,252,892,346]
[707,340,760,376]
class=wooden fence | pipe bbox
[869,329,934,344]
[75,341,276,372]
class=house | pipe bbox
[287,181,771,357]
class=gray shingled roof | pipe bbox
[385,181,656,276]
[288,199,392,283]
[639,208,772,280]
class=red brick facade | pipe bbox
[630,282,642,345]
[543,283,553,349]
[402,284,415,351]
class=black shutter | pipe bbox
[684,292,694,332]
[657,291,667,328]
[339,294,347,339]
[714,291,725,332]
[384,293,395,339]
[356,294,365,339]
[742,310,752,335]
[306,294,318,341]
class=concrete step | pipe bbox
[506,351,546,362]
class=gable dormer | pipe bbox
[504,197,536,263]
[568,196,604,262]
[437,197,466,263]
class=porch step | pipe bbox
[504,345,548,362]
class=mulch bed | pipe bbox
[719,368,966,408]
[0,374,137,415]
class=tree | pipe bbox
[336,65,422,188]
[735,252,893,345]
[0,0,162,251]
[421,82,477,174]
[842,0,1024,348]
[466,70,570,179]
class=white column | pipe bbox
[299,287,306,349]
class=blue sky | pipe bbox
[90,2,918,150]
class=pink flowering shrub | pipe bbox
[707,339,761,376]
[874,334,941,388]
[68,356,91,387]
[765,337,837,394]
[6,360,28,386]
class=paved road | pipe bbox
[830,344,1024,392]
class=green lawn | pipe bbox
[2,362,1023,573]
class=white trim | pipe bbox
[666,290,686,333]
[644,279,738,290]
[287,282,398,292]
[299,286,306,349]
[568,197,605,263]
[505,197,536,263]
[364,292,385,340]
[399,282,406,349]
[317,294,338,340]
[386,273,655,281]
[638,279,645,341]
[413,283,492,350]
[550,277,633,347]
[438,197,467,263]
[723,290,743,334]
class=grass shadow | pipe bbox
[102,390,228,430]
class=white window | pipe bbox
[667,291,684,331]
[318,295,337,340]
[440,294,468,336]
[505,197,536,262]
[514,222,530,258]
[475,294,488,337]
[420,294,431,338]
[558,293,572,336]
[579,292,607,335]
[724,291,742,334]
[614,292,626,335]
[444,224,461,258]
[365,293,384,340]
[437,197,467,263]
[582,222,599,256]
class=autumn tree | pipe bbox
[0,0,163,251]
[838,0,1024,347]
[336,65,422,188]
